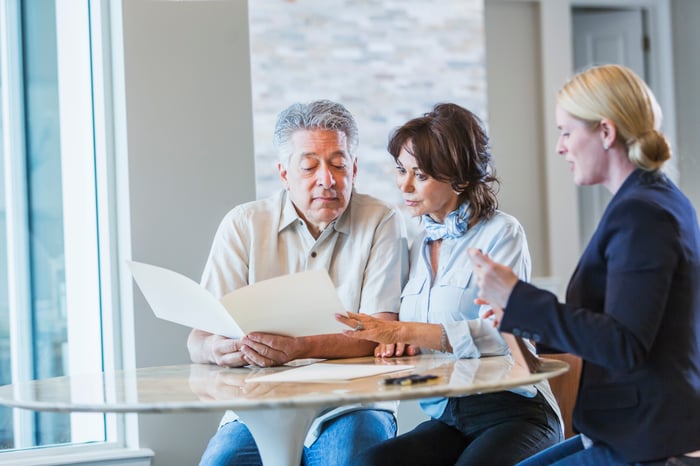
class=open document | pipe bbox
[128,261,347,339]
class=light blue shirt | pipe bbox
[400,210,560,420]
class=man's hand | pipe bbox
[240,333,303,367]
[468,248,519,310]
[209,335,249,367]
[188,329,249,367]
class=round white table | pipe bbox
[0,354,568,466]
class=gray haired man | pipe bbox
[188,100,408,465]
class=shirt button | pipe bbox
[532,333,541,342]
[521,331,531,339]
[310,252,317,258]
[512,328,521,337]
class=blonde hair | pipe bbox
[557,64,670,171]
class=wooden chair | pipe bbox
[545,353,583,439]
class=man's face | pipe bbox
[278,129,357,237]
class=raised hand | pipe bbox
[468,248,519,310]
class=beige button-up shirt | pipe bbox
[201,189,409,445]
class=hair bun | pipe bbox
[630,129,671,169]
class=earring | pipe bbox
[603,142,609,151]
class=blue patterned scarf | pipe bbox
[423,202,471,241]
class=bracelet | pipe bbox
[440,324,448,353]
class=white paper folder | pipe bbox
[127,261,347,339]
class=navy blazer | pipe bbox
[501,169,700,462]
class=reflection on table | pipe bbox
[0,354,569,466]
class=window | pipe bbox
[1,0,126,460]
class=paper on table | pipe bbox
[128,260,347,339]
[246,363,414,383]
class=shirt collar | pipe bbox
[332,195,353,235]
[279,190,300,232]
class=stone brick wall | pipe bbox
[250,0,486,213]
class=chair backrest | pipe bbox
[545,353,582,439]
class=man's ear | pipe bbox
[278,162,289,190]
[352,157,358,186]
[600,118,617,148]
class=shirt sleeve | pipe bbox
[446,217,532,359]
[502,197,680,371]
[200,207,251,298]
[357,208,409,315]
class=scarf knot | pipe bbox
[423,202,471,241]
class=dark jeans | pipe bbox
[518,435,698,466]
[350,390,563,466]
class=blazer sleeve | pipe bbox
[500,197,680,371]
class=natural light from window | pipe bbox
[0,1,123,461]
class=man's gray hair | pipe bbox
[273,100,359,166]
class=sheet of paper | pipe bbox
[246,363,414,383]
[128,260,243,338]
[220,269,346,337]
[128,261,347,339]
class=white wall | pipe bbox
[672,0,700,211]
[484,0,579,292]
[118,1,255,464]
[484,0,549,277]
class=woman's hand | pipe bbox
[335,311,403,344]
[468,248,519,310]
[481,308,502,328]
[336,312,439,356]
[374,343,421,358]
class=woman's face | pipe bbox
[555,104,610,186]
[395,145,459,223]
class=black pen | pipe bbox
[382,374,439,386]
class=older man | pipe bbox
[189,100,409,466]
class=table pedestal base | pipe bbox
[237,406,326,466]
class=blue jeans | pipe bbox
[198,409,396,466]
[350,390,563,466]
[517,435,669,466]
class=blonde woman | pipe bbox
[470,65,700,465]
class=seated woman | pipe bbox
[337,103,563,466]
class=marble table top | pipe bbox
[0,354,568,413]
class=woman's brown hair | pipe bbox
[388,103,499,222]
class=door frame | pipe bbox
[569,0,678,179]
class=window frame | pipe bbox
[1,0,149,463]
